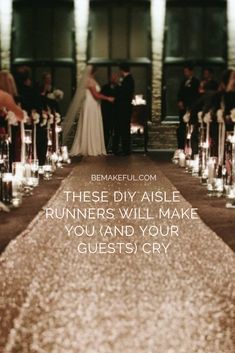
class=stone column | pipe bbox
[149,0,177,150]
[74,0,90,83]
[151,0,166,121]
[227,0,235,69]
[0,0,13,70]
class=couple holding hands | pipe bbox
[67,63,135,157]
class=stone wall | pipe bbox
[74,0,89,83]
[227,0,235,69]
[0,0,13,70]
[150,0,177,150]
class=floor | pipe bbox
[0,154,234,353]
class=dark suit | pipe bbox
[177,76,200,149]
[101,83,118,151]
[113,74,135,154]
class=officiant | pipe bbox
[101,73,118,152]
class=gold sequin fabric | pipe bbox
[0,155,234,353]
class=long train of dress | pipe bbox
[0,155,234,353]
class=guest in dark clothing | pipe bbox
[101,73,118,151]
[177,64,200,150]
[113,64,135,156]
[190,68,219,155]
[199,68,218,94]
[40,72,53,96]
[18,72,48,165]
[209,70,235,129]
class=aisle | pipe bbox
[0,155,234,353]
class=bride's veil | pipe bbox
[62,65,92,145]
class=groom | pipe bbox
[113,64,135,156]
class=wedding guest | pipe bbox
[199,68,218,94]
[39,72,61,114]
[113,64,135,156]
[209,70,235,130]
[0,71,23,161]
[0,70,18,97]
[18,70,41,114]
[0,90,24,121]
[196,70,234,158]
[17,70,48,165]
[40,72,52,96]
[177,64,200,150]
[190,68,219,155]
[101,73,118,151]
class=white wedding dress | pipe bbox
[70,78,106,156]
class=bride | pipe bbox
[64,65,114,157]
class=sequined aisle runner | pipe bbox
[0,155,234,353]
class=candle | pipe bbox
[31,159,39,186]
[24,130,32,144]
[225,186,235,208]
[43,164,53,180]
[61,146,69,162]
[179,152,186,167]
[215,178,224,197]
[207,157,216,182]
[201,168,208,185]
[12,162,25,180]
[192,155,199,176]
[12,197,21,208]
[2,173,13,204]
[24,163,31,179]
[55,125,62,153]
[12,176,23,207]
[20,121,26,163]
[33,124,37,160]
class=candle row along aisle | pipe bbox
[173,109,235,209]
[0,109,71,212]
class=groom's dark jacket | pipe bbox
[116,74,135,117]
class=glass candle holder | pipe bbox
[201,167,208,185]
[207,177,216,197]
[43,164,53,180]
[24,130,33,162]
[22,163,34,196]
[61,146,69,162]
[178,152,186,168]
[225,185,235,208]
[12,176,23,207]
[38,165,44,178]
[2,173,13,204]
[207,157,217,183]
[30,159,39,187]
[214,178,224,198]
[192,155,199,177]
[12,162,25,180]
